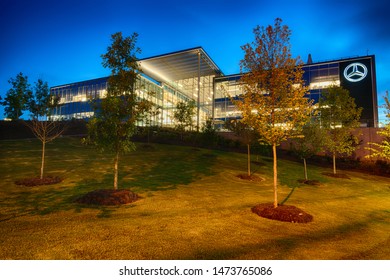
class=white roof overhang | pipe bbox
[139,47,223,83]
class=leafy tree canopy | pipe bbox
[237,18,313,147]
[173,100,196,131]
[27,79,59,119]
[235,18,315,208]
[319,85,362,156]
[366,91,390,160]
[86,32,144,155]
[85,32,152,190]
[1,72,31,120]
[319,85,362,174]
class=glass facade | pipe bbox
[213,64,341,125]
[51,77,107,120]
[303,62,340,103]
[50,76,163,126]
[159,73,216,127]
[51,47,221,128]
[214,56,377,127]
[213,74,243,129]
[51,50,377,128]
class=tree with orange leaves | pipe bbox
[236,18,314,208]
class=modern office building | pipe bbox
[51,47,222,128]
[214,55,378,128]
[50,47,378,128]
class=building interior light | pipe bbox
[49,52,375,128]
[309,80,340,89]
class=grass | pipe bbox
[0,137,389,260]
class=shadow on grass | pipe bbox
[1,175,133,219]
[129,151,217,191]
[279,186,297,206]
[1,150,217,220]
[180,210,389,260]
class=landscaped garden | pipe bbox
[0,137,389,259]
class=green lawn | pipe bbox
[0,137,389,260]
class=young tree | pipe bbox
[291,120,325,181]
[200,117,219,148]
[235,18,314,208]
[1,72,31,120]
[366,91,390,160]
[25,79,64,179]
[224,119,257,176]
[85,32,151,190]
[173,99,196,134]
[367,125,390,160]
[319,85,362,174]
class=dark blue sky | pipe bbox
[1,0,389,121]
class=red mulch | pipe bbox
[251,203,313,223]
[236,174,263,182]
[75,189,139,206]
[15,176,63,187]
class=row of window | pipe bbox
[50,62,347,126]
[51,73,216,126]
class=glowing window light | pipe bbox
[309,80,340,89]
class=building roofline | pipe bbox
[214,54,376,80]
[50,76,109,90]
[140,46,223,75]
[51,52,375,89]
[305,54,375,66]
[141,46,203,61]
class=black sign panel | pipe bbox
[339,57,374,126]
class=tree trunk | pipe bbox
[114,152,119,190]
[272,143,278,208]
[303,158,308,181]
[247,144,251,177]
[333,152,337,175]
[40,141,46,179]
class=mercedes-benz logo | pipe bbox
[343,62,368,82]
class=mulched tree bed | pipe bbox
[75,189,139,206]
[322,172,351,179]
[15,176,63,187]
[251,160,266,167]
[251,203,313,223]
[236,174,264,182]
[297,179,321,186]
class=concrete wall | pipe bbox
[353,127,384,160]
[281,127,386,161]
[220,128,386,162]
[0,120,88,140]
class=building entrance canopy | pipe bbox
[139,47,223,83]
